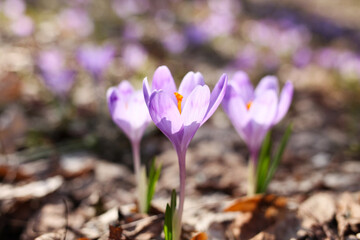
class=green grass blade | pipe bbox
[256,131,272,193]
[164,204,172,240]
[171,189,177,214]
[164,189,177,240]
[146,158,162,212]
[256,156,270,193]
[264,124,292,190]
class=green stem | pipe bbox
[174,149,186,240]
[132,141,146,213]
[247,153,258,196]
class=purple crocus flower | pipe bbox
[107,81,151,146]
[222,71,293,162]
[143,66,227,238]
[77,44,115,83]
[3,0,25,19]
[57,8,94,37]
[37,49,76,98]
[121,42,148,70]
[107,81,151,212]
[10,14,34,37]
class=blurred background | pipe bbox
[2,0,360,239]
[1,0,360,161]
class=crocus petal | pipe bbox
[222,89,250,146]
[181,85,210,148]
[117,80,134,96]
[125,90,151,142]
[273,81,293,124]
[250,90,278,126]
[152,65,177,94]
[254,76,279,97]
[222,85,250,136]
[111,95,137,141]
[148,90,183,143]
[201,74,228,125]
[142,77,151,105]
[106,87,118,115]
[247,120,270,159]
[112,118,134,142]
[230,71,254,103]
[178,71,205,106]
[245,90,278,158]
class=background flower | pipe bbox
[222,71,293,160]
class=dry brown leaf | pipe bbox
[0,175,63,201]
[336,192,360,237]
[298,192,336,229]
[191,232,208,240]
[108,225,124,240]
[224,194,287,212]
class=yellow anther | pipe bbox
[246,101,252,110]
[174,92,183,114]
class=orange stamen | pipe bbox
[246,101,253,110]
[174,92,183,114]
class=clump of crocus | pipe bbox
[37,49,76,99]
[222,71,293,196]
[107,81,161,213]
[143,66,227,240]
[77,43,115,83]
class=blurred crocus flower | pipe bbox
[107,81,151,213]
[37,49,76,98]
[143,66,227,239]
[77,44,115,83]
[10,15,34,37]
[293,47,312,68]
[122,43,148,70]
[161,30,188,54]
[222,72,293,196]
[107,81,151,145]
[112,0,149,18]
[57,8,94,37]
[2,0,25,19]
[222,71,293,162]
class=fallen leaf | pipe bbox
[224,194,287,212]
[298,192,336,229]
[109,225,124,240]
[0,175,63,201]
[191,232,208,240]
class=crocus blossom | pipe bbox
[107,81,151,145]
[57,8,94,37]
[3,0,25,19]
[121,43,148,70]
[10,15,34,37]
[222,71,294,162]
[37,49,76,98]
[143,66,227,239]
[107,81,151,213]
[77,44,115,83]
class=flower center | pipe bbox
[174,92,183,114]
[246,101,252,110]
